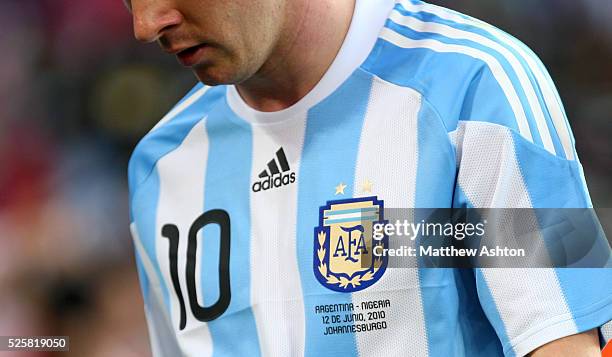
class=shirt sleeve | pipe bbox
[449,51,612,356]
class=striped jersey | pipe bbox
[128,0,612,356]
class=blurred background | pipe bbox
[0,0,610,356]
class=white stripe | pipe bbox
[485,268,577,356]
[380,27,534,143]
[249,116,307,357]
[452,121,575,355]
[389,9,556,156]
[324,212,378,221]
[143,301,167,357]
[131,223,184,356]
[352,77,429,356]
[453,121,533,208]
[156,119,212,357]
[400,0,575,160]
[150,86,210,133]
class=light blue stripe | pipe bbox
[203,102,261,357]
[324,215,378,225]
[413,98,455,208]
[512,129,588,209]
[324,207,379,216]
[556,268,612,333]
[414,96,499,356]
[296,70,374,357]
[452,187,507,356]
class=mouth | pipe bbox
[175,43,209,67]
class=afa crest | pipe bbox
[314,196,388,292]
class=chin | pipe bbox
[192,63,245,86]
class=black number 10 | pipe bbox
[161,209,231,330]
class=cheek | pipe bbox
[238,21,278,59]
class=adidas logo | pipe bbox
[252,147,296,192]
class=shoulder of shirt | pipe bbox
[362,0,564,140]
[360,0,577,160]
[362,0,513,125]
[127,83,224,193]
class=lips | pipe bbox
[176,44,208,67]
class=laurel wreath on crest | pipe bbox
[317,231,383,289]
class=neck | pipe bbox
[235,0,356,112]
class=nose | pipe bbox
[131,2,183,43]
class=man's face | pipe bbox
[125,0,285,85]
